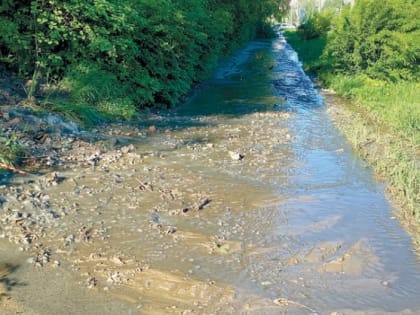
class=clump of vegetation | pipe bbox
[297,9,333,40]
[328,76,420,143]
[0,132,25,171]
[0,0,286,124]
[323,0,419,82]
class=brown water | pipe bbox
[1,35,420,314]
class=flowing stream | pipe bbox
[1,35,419,314]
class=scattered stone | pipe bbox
[27,248,51,267]
[86,276,97,289]
[43,172,60,186]
[78,226,91,241]
[150,212,160,224]
[88,151,101,166]
[107,272,123,285]
[121,144,135,154]
[65,234,75,246]
[228,151,244,160]
[111,256,125,266]
[197,198,211,210]
[165,226,177,235]
[148,125,157,133]
[27,257,36,264]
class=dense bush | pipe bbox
[324,0,420,81]
[0,0,286,117]
[297,10,333,40]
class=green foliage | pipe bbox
[316,0,420,140]
[0,132,25,167]
[0,0,287,121]
[329,75,420,143]
[297,10,333,40]
[324,0,420,81]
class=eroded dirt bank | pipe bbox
[1,36,420,315]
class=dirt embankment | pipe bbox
[0,71,93,173]
[0,70,154,177]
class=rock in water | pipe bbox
[229,151,244,161]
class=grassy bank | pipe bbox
[329,77,419,143]
[324,92,419,242]
[284,29,420,230]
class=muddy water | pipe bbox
[1,35,420,314]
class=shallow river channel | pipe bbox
[1,35,420,314]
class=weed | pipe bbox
[0,132,25,168]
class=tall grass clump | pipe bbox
[0,132,26,171]
[329,77,420,144]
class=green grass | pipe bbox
[0,132,26,169]
[41,99,138,128]
[329,76,420,145]
[39,65,139,128]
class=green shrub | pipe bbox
[297,10,333,40]
[57,64,137,123]
[284,30,328,73]
[324,0,420,81]
[0,132,25,167]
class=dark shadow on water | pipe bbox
[166,36,322,120]
[0,35,321,186]
[0,196,5,207]
[0,170,14,186]
[0,263,26,299]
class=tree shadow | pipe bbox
[0,263,26,300]
[133,37,321,126]
[0,171,14,186]
[0,35,322,185]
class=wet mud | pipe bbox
[1,35,420,314]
